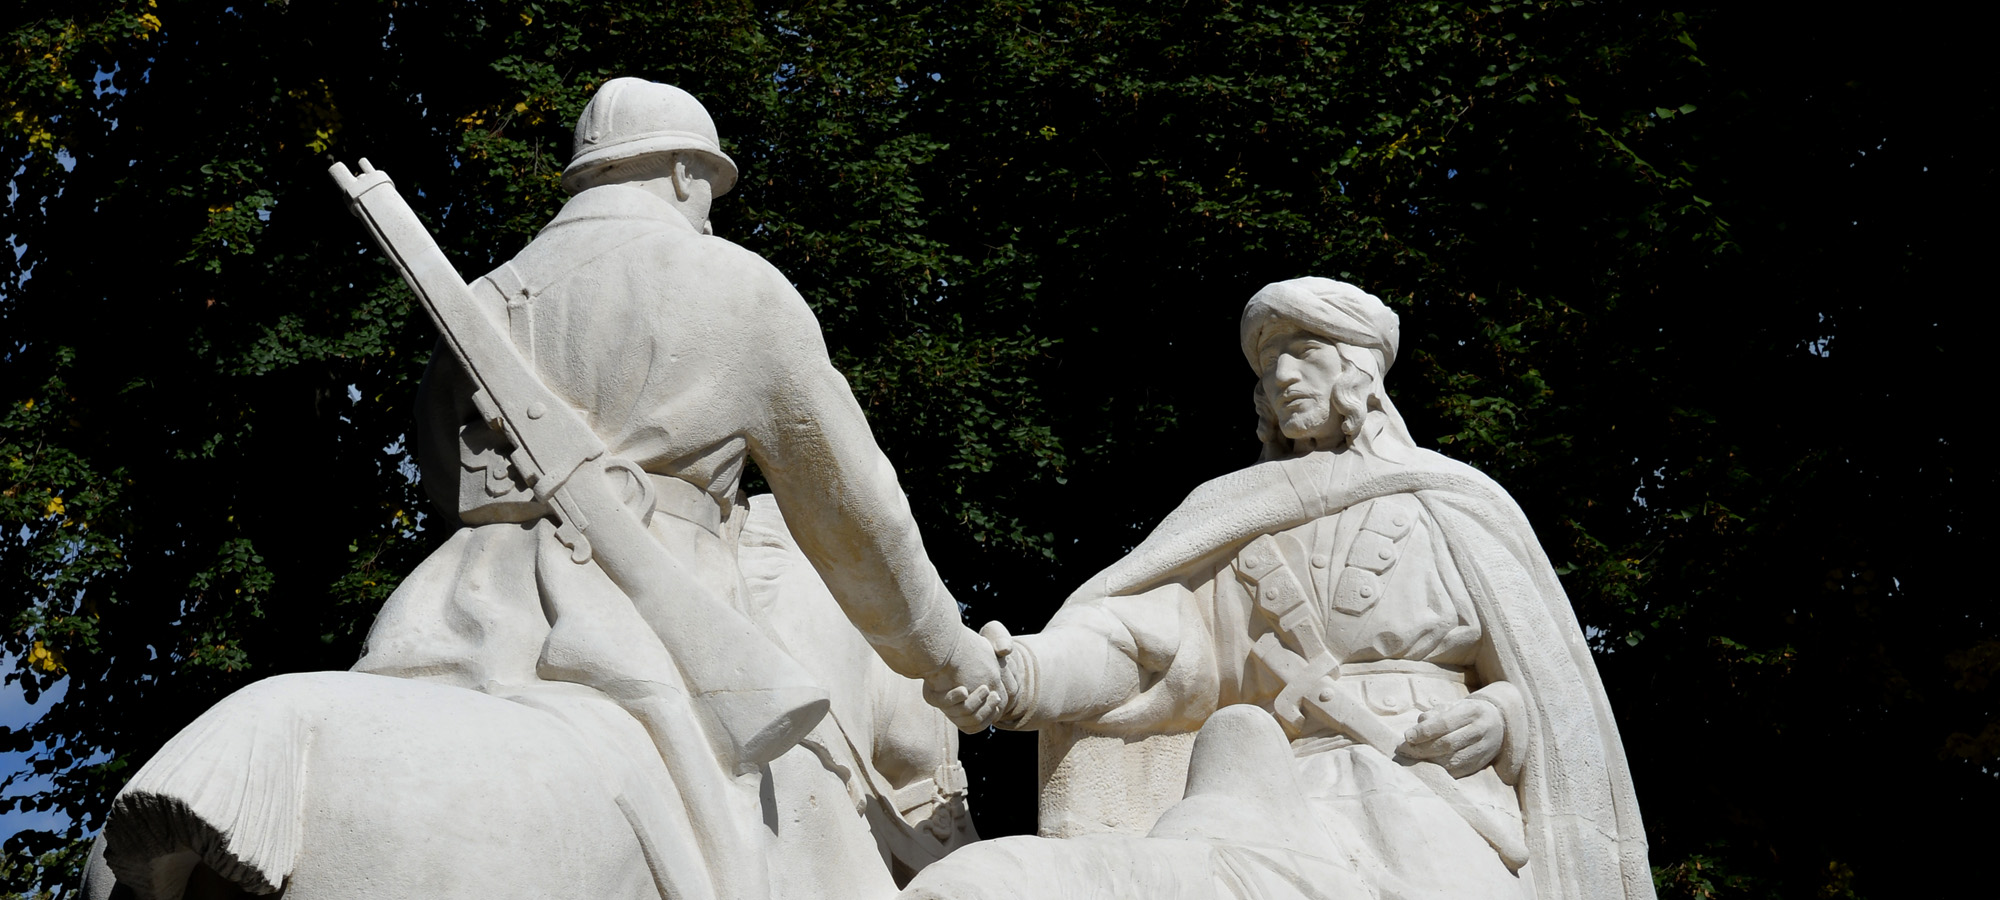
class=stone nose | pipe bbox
[1270,352,1306,386]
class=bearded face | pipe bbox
[1257,330,1348,443]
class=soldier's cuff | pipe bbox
[869,577,971,681]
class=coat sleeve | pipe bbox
[738,266,969,680]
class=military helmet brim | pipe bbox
[561,136,739,197]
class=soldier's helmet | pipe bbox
[561,78,739,196]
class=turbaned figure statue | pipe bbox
[905,277,1654,900]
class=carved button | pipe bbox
[1347,532,1396,574]
[1332,569,1383,616]
[1362,497,1417,539]
[1312,554,1330,568]
[1363,677,1413,715]
[527,402,547,419]
[1261,579,1305,615]
[1236,535,1289,582]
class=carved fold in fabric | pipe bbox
[104,682,308,897]
[1021,446,1650,900]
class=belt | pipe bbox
[1338,659,1466,683]
[649,473,723,536]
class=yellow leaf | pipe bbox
[44,494,65,517]
[28,640,65,674]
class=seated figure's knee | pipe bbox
[1181,704,1298,802]
[1148,705,1324,854]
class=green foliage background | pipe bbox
[2,1,1990,897]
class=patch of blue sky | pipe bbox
[1,666,73,839]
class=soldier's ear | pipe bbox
[671,154,692,202]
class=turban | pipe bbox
[1239,278,1401,374]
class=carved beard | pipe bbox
[1277,358,1374,444]
[1279,396,1339,441]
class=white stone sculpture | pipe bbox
[86,78,1004,900]
[904,278,1655,900]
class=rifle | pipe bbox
[329,158,827,768]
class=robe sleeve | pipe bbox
[1007,579,1226,734]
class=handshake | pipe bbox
[920,621,1021,733]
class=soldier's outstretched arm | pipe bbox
[744,275,1005,730]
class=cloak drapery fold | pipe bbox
[1048,447,1653,900]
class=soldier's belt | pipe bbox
[456,471,724,537]
[648,473,724,536]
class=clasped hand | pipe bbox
[921,623,1014,733]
